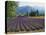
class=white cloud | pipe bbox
[18,2,45,7]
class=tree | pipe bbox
[7,1,18,17]
[36,10,39,16]
[24,11,28,16]
[29,9,36,16]
[29,12,36,16]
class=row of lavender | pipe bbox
[7,16,44,32]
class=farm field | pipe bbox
[5,1,45,34]
[28,16,44,19]
[7,16,45,34]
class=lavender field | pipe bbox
[7,16,45,33]
[5,1,45,34]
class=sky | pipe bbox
[18,2,45,12]
[18,2,44,7]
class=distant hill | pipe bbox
[16,6,32,14]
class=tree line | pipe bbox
[24,9,44,16]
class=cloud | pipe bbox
[18,2,45,7]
